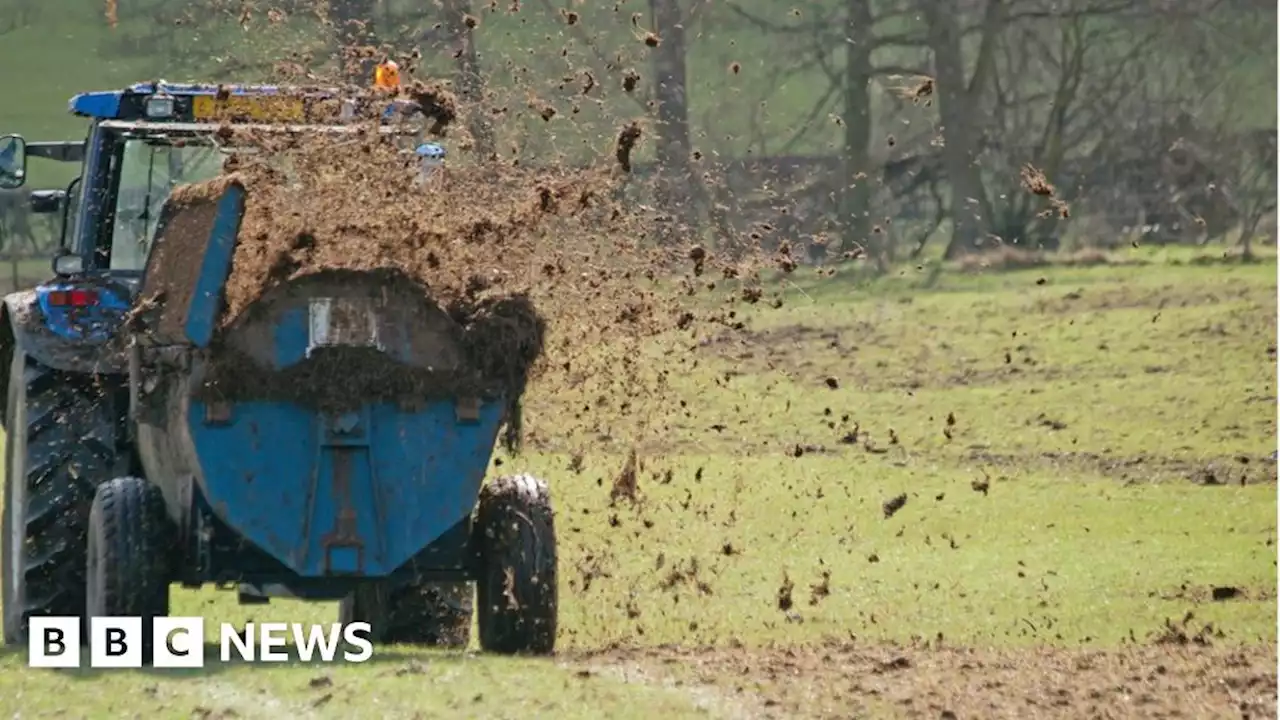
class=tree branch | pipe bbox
[531,0,650,113]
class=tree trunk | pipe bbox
[650,0,696,243]
[840,0,874,264]
[923,0,997,259]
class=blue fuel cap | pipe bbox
[415,143,446,160]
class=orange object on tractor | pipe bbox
[374,60,401,89]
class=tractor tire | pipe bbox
[473,474,557,655]
[86,476,173,659]
[2,355,121,646]
[339,581,472,648]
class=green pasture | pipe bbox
[0,256,1274,718]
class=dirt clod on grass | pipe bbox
[611,449,640,505]
[1150,612,1224,646]
[776,573,795,611]
[882,493,908,518]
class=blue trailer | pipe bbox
[0,82,557,656]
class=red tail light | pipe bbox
[47,289,99,307]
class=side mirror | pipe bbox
[29,189,66,215]
[52,252,83,277]
[0,135,27,190]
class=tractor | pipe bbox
[0,81,557,657]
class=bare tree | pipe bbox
[838,0,876,261]
[721,0,940,265]
[649,0,698,241]
[979,4,1163,250]
[920,0,1004,259]
[1227,129,1279,255]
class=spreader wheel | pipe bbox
[472,474,557,655]
[86,476,174,659]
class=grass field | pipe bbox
[0,255,1275,718]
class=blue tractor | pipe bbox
[0,82,557,655]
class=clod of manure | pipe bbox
[777,573,795,611]
[407,81,458,136]
[883,493,907,518]
[1211,586,1241,601]
[809,571,831,605]
[1019,164,1055,197]
[688,245,707,275]
[622,69,641,93]
[611,448,639,505]
[891,76,934,103]
[615,121,643,172]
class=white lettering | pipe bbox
[221,623,254,662]
[258,622,289,661]
[291,623,343,662]
[342,622,373,662]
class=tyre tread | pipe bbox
[3,358,120,644]
[474,473,557,655]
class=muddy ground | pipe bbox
[571,641,1278,719]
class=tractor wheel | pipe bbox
[86,476,173,658]
[2,355,121,646]
[339,581,472,648]
[473,474,557,655]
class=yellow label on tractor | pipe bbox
[192,95,305,122]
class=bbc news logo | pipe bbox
[28,617,373,668]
